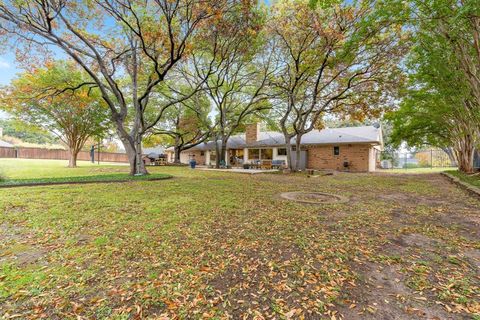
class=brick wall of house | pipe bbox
[306,144,373,172]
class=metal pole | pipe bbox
[431,149,433,169]
[97,141,100,165]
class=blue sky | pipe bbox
[0,52,20,86]
[0,52,18,118]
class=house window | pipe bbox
[249,148,274,160]
[200,151,205,156]
[262,149,273,160]
[249,149,260,160]
[334,146,340,156]
[238,149,244,157]
[277,148,287,156]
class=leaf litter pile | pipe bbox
[0,167,479,319]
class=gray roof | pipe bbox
[0,139,13,147]
[167,125,382,151]
[296,126,382,145]
[143,145,165,155]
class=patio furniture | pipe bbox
[250,160,261,169]
[261,160,272,170]
[219,160,227,169]
[272,160,286,169]
[144,153,167,166]
[154,157,167,166]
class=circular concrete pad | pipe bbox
[280,191,349,205]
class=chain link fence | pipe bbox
[378,149,457,170]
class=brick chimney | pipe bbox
[245,123,260,144]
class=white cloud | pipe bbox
[0,58,11,69]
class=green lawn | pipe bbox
[0,159,170,187]
[378,167,455,174]
[446,170,480,188]
[0,159,129,179]
[0,159,478,319]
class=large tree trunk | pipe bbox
[174,145,182,164]
[134,133,147,175]
[456,148,474,173]
[68,148,78,168]
[174,136,182,164]
[454,134,475,173]
[284,137,294,172]
[221,138,228,166]
[215,139,221,169]
[294,134,303,172]
[117,126,148,176]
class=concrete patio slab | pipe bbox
[197,168,279,174]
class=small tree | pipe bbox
[0,61,109,168]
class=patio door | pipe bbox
[229,149,244,165]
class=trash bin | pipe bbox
[189,159,197,169]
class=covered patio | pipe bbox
[205,147,288,168]
[197,167,279,174]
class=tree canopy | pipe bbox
[387,0,480,172]
[267,0,406,170]
[0,61,109,167]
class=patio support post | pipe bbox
[243,148,248,164]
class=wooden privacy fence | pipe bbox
[0,146,129,163]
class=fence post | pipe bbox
[431,149,433,169]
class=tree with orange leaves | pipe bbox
[0,61,109,168]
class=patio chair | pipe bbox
[219,160,227,169]
[261,160,272,170]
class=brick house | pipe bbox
[165,123,383,172]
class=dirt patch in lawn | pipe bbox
[0,243,48,266]
[0,223,24,242]
[463,249,480,270]
[280,191,349,204]
[336,262,453,320]
[395,233,438,249]
[0,223,49,266]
